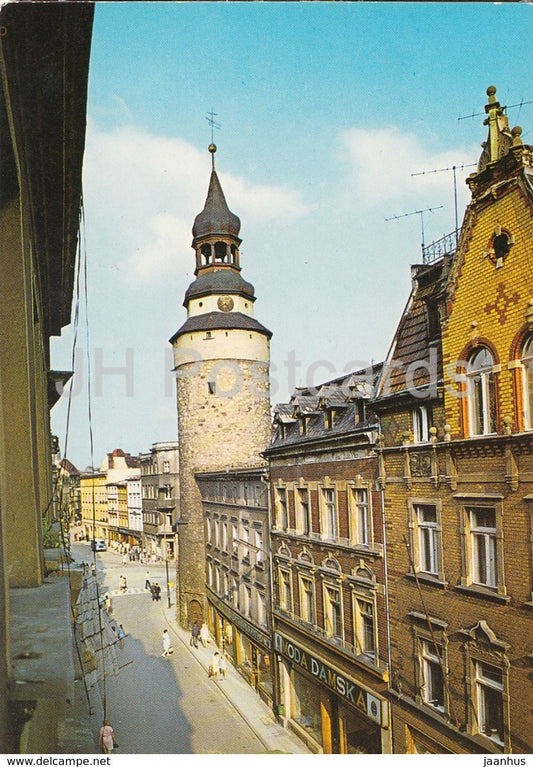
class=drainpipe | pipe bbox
[380,478,394,750]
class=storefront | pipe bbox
[208,594,274,706]
[274,632,390,754]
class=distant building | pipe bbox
[139,441,179,559]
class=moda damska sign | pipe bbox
[274,632,387,727]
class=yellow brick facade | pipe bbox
[442,184,533,437]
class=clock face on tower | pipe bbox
[217,296,234,312]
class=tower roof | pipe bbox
[192,169,241,240]
[184,268,255,305]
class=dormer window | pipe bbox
[324,409,334,430]
[413,405,431,443]
[355,400,366,424]
[300,417,308,436]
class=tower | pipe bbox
[170,144,272,627]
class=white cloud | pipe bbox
[82,121,311,284]
[338,126,478,215]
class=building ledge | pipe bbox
[9,577,75,702]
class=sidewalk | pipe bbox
[162,605,310,754]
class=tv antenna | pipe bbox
[411,163,476,232]
[385,205,444,256]
[206,109,221,145]
[458,98,533,122]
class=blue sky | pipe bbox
[51,1,532,470]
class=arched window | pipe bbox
[466,348,496,436]
[521,335,533,430]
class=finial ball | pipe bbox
[486,85,497,97]
[209,143,217,154]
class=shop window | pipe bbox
[324,584,343,640]
[291,671,323,746]
[298,575,316,625]
[296,487,311,535]
[466,347,496,436]
[349,487,371,546]
[412,405,431,443]
[521,334,533,430]
[420,640,445,712]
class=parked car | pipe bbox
[90,538,106,551]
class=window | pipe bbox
[255,530,264,563]
[355,598,376,659]
[231,523,238,556]
[466,348,496,436]
[521,335,533,430]
[421,640,445,711]
[241,525,250,562]
[412,405,430,443]
[231,577,239,607]
[214,519,220,548]
[416,504,439,576]
[350,487,371,546]
[279,569,292,612]
[322,488,337,540]
[257,591,267,627]
[221,522,228,552]
[469,506,498,588]
[296,488,311,535]
[163,460,170,473]
[277,487,289,529]
[206,518,212,544]
[476,662,504,744]
[242,584,252,618]
[299,576,315,624]
[324,585,342,639]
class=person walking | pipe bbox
[209,651,220,680]
[200,622,209,647]
[104,593,112,614]
[145,570,151,590]
[190,621,200,648]
[153,583,161,601]
[117,624,125,649]
[119,575,127,593]
[162,628,173,657]
[218,654,227,679]
[99,719,117,753]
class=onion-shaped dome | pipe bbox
[192,170,241,239]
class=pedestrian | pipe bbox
[119,575,127,593]
[98,719,117,753]
[209,651,220,680]
[104,593,112,613]
[122,552,128,566]
[153,583,161,601]
[145,571,151,591]
[200,622,209,647]
[150,584,157,602]
[218,654,227,679]
[117,624,125,649]
[190,621,200,648]
[162,628,173,657]
[90,562,96,576]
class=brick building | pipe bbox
[373,86,533,754]
[264,368,392,753]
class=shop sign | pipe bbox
[274,633,386,727]
[210,593,271,650]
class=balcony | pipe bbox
[422,229,459,265]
